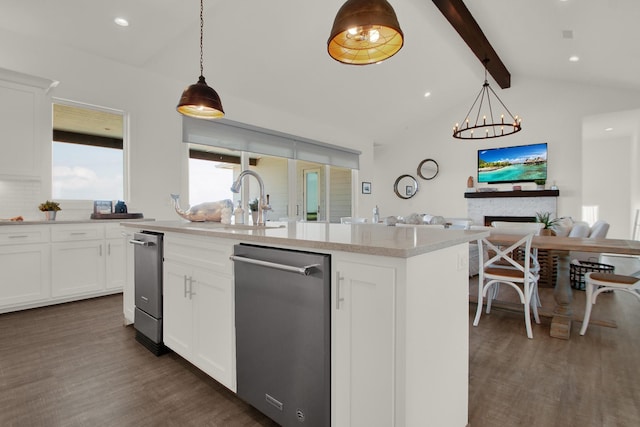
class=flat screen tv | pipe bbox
[477,143,547,184]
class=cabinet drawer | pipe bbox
[51,225,104,242]
[105,225,126,239]
[164,233,236,275]
[0,226,49,245]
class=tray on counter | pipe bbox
[90,213,144,220]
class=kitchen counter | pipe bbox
[0,218,154,226]
[124,219,485,426]
[121,220,485,258]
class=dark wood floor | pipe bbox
[1,286,638,427]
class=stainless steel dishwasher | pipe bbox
[231,244,330,427]
[129,231,167,356]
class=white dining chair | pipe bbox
[474,231,541,339]
[579,272,640,335]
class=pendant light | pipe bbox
[177,0,224,119]
[328,0,404,65]
[453,59,521,139]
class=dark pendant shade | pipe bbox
[328,0,404,65]
[177,75,224,119]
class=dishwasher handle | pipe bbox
[129,239,155,247]
[230,255,320,276]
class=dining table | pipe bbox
[486,234,640,339]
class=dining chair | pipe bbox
[474,231,541,339]
[579,272,640,335]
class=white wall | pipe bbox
[3,27,640,226]
[0,28,373,221]
[372,77,640,224]
[582,109,640,239]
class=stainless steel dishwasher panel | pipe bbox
[233,244,330,427]
[132,232,163,319]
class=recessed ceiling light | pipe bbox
[114,17,129,27]
[424,91,431,98]
[569,55,580,62]
[605,127,613,132]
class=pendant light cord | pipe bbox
[199,0,204,78]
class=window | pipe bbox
[188,157,234,205]
[184,118,360,222]
[52,102,124,200]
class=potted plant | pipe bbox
[39,200,61,221]
[534,179,546,190]
[536,211,558,236]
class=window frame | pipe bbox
[51,98,129,202]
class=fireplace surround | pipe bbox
[465,190,559,226]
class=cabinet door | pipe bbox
[0,80,42,178]
[192,266,235,391]
[122,229,136,325]
[335,260,396,427]
[105,238,125,290]
[51,241,104,297]
[163,260,194,357]
[0,244,50,309]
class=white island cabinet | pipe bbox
[122,220,485,427]
[163,233,237,391]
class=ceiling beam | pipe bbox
[432,0,511,89]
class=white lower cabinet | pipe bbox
[163,234,236,392]
[0,222,126,314]
[105,233,126,290]
[52,239,104,297]
[0,226,50,309]
[334,257,396,427]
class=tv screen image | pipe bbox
[477,143,547,184]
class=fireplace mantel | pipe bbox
[464,190,559,199]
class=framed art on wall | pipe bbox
[362,181,371,194]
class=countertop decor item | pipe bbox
[327,0,404,65]
[176,0,224,119]
[39,200,61,220]
[452,58,521,139]
[170,194,233,222]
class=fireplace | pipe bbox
[465,190,558,226]
[484,215,536,226]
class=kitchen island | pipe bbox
[122,220,487,427]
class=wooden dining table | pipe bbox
[487,234,640,339]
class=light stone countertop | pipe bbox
[0,218,155,226]
[121,220,488,258]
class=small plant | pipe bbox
[38,200,61,211]
[534,179,546,187]
[248,198,259,212]
[536,211,558,229]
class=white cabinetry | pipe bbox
[105,225,126,290]
[0,222,127,315]
[0,72,53,179]
[334,256,396,427]
[0,226,50,309]
[51,223,126,298]
[51,224,104,297]
[122,227,136,325]
[333,244,470,427]
[163,233,237,391]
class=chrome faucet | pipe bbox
[230,170,268,225]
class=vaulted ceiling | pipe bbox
[2,0,639,142]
